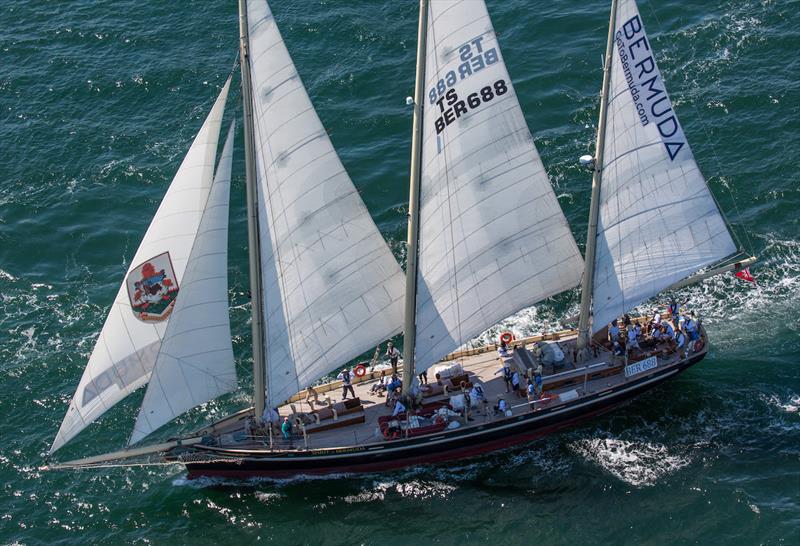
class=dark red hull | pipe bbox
[176,353,704,479]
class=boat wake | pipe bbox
[569,437,692,487]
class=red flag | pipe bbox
[735,267,755,283]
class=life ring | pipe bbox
[499,332,515,345]
[694,339,704,352]
[354,364,367,377]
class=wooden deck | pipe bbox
[207,320,699,452]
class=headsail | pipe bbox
[246,0,406,405]
[413,0,584,372]
[50,78,231,453]
[591,0,737,332]
[129,122,238,445]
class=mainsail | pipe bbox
[590,0,737,332]
[413,0,584,372]
[50,79,231,453]
[246,0,406,405]
[129,122,238,445]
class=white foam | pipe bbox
[570,437,692,487]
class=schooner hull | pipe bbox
[174,352,705,480]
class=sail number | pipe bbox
[433,79,508,135]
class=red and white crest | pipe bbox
[126,252,179,322]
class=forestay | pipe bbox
[591,0,736,332]
[129,123,238,445]
[247,0,406,405]
[50,79,231,454]
[414,0,583,372]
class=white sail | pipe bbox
[129,122,238,445]
[247,0,406,405]
[413,0,584,372]
[591,0,736,332]
[50,78,231,453]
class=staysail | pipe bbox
[590,0,737,332]
[413,0,584,372]
[246,0,406,405]
[50,79,231,453]
[129,122,238,445]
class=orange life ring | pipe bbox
[694,339,704,352]
[354,364,367,377]
[499,332,515,345]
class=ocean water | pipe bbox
[1,0,798,544]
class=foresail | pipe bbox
[414,0,584,372]
[247,0,405,404]
[591,0,736,332]
[50,78,231,454]
[129,122,237,445]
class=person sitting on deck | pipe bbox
[650,310,662,334]
[370,370,389,394]
[662,322,675,340]
[494,398,509,416]
[385,375,402,406]
[305,384,320,406]
[392,398,407,417]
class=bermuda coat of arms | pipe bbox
[125,251,179,322]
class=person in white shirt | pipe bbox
[609,319,620,343]
[497,340,511,359]
[627,326,640,351]
[385,342,401,374]
[511,370,521,396]
[493,398,509,415]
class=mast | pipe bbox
[239,0,267,422]
[402,0,429,393]
[576,0,618,359]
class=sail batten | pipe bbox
[590,0,737,332]
[129,122,238,445]
[50,79,232,454]
[247,0,406,405]
[413,0,584,373]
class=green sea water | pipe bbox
[1,0,799,544]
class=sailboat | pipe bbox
[47,0,756,478]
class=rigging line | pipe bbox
[644,0,756,259]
